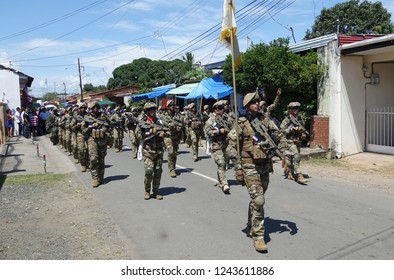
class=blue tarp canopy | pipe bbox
[131,84,176,102]
[179,74,233,99]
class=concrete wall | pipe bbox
[0,69,21,111]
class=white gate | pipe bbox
[366,107,394,154]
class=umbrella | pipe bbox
[45,104,57,109]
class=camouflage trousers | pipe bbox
[65,129,72,154]
[144,156,163,194]
[113,128,124,152]
[164,136,180,171]
[188,127,202,159]
[76,133,89,168]
[241,158,272,240]
[212,144,229,188]
[49,128,59,145]
[87,137,107,182]
[225,138,238,167]
[283,143,302,175]
[71,132,78,161]
[128,129,139,158]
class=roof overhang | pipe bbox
[340,34,394,55]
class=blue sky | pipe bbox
[1,0,393,97]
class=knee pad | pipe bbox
[253,194,265,211]
[145,167,154,175]
[155,165,163,175]
[293,153,301,164]
[217,159,226,169]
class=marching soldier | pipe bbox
[161,100,183,178]
[259,88,281,118]
[230,91,288,252]
[45,108,59,145]
[136,102,168,200]
[71,103,89,172]
[110,107,126,153]
[125,107,141,159]
[81,102,112,188]
[185,102,204,161]
[204,100,230,194]
[280,102,309,184]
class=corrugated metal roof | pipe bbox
[340,34,394,51]
[289,34,337,53]
[338,34,383,46]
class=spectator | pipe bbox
[38,107,51,135]
[5,109,14,139]
[14,107,22,136]
[30,110,39,140]
[22,107,30,138]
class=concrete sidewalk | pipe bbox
[0,135,76,176]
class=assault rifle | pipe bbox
[83,115,109,127]
[249,118,284,160]
[111,120,127,131]
[289,116,309,136]
[214,115,231,133]
[127,116,170,133]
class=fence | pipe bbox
[366,106,394,154]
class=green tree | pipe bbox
[223,38,324,122]
[107,58,189,92]
[305,0,394,39]
[181,68,212,82]
[182,52,194,70]
[42,92,60,102]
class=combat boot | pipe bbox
[153,192,163,200]
[296,173,307,185]
[222,184,230,194]
[80,166,87,172]
[193,155,198,162]
[74,159,79,164]
[170,169,177,178]
[286,171,294,181]
[253,239,268,252]
[92,179,100,188]
[144,192,150,200]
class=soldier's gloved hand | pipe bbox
[219,128,226,134]
[300,133,307,140]
[150,127,157,134]
[158,131,166,138]
[235,169,246,186]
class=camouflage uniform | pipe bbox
[161,100,183,178]
[81,103,112,188]
[204,101,230,194]
[70,104,89,172]
[125,107,141,159]
[64,109,73,155]
[110,108,126,152]
[231,92,288,252]
[185,103,204,161]
[45,110,59,145]
[136,102,167,200]
[280,101,308,184]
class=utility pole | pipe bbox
[63,82,66,100]
[78,58,83,103]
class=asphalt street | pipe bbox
[73,137,394,260]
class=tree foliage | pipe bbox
[222,38,324,122]
[305,0,394,39]
[83,83,107,93]
[107,58,189,92]
[42,92,60,102]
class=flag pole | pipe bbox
[229,4,241,159]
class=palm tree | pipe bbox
[182,52,194,70]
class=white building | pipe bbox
[290,34,394,156]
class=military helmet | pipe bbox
[212,100,223,109]
[188,102,195,109]
[288,101,301,109]
[89,102,100,109]
[203,104,209,110]
[243,92,260,107]
[79,102,88,108]
[144,102,157,110]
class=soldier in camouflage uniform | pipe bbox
[71,103,89,172]
[81,102,112,188]
[63,108,73,155]
[70,107,80,163]
[45,108,59,145]
[125,107,141,159]
[222,100,237,169]
[136,102,168,200]
[185,102,204,161]
[230,91,288,252]
[280,102,308,185]
[161,100,183,178]
[110,107,126,153]
[204,100,230,194]
[259,88,281,118]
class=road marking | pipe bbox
[176,164,217,183]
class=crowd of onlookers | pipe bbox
[4,106,52,140]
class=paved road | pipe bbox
[73,137,394,260]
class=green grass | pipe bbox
[0,173,70,187]
[303,157,345,168]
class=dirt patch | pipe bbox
[0,173,134,260]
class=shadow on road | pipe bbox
[160,186,187,196]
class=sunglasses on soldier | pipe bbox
[146,107,156,111]
[250,98,260,104]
